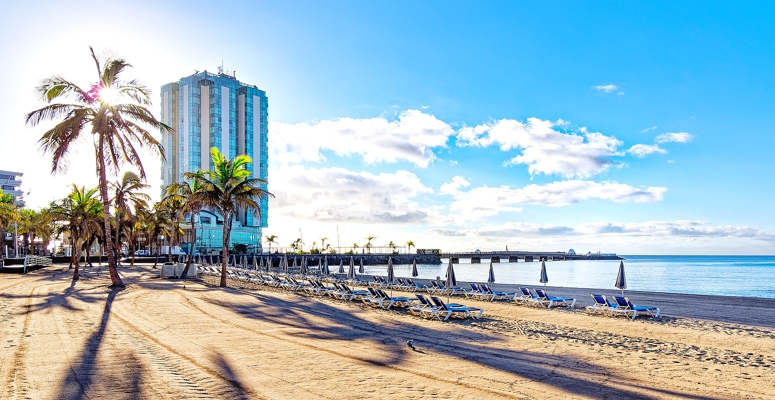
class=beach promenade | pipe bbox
[1,264,774,399]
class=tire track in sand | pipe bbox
[4,284,41,400]
[107,292,262,399]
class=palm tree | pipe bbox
[50,185,103,280]
[17,208,56,256]
[26,47,168,288]
[365,236,376,254]
[157,191,185,258]
[352,242,359,253]
[388,240,397,254]
[406,240,415,254]
[0,194,19,264]
[110,171,150,257]
[145,204,172,268]
[17,209,35,256]
[163,172,205,278]
[265,234,278,253]
[186,147,273,287]
[290,238,303,253]
[123,211,144,266]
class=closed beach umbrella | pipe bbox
[487,261,496,285]
[445,258,457,302]
[539,260,548,291]
[300,257,307,276]
[338,259,344,274]
[283,254,289,273]
[323,256,330,275]
[359,258,365,274]
[411,259,418,278]
[615,260,627,296]
[254,256,259,270]
[347,257,357,280]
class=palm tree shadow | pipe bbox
[54,287,122,399]
[203,289,727,400]
[209,351,252,400]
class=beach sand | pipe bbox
[1,264,774,399]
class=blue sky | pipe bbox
[1,1,774,254]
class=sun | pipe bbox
[99,87,120,105]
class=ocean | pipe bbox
[358,255,775,299]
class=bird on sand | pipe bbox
[406,340,415,350]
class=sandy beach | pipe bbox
[2,264,774,399]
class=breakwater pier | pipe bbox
[435,250,623,264]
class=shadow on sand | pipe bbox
[198,285,725,400]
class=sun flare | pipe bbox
[98,87,120,105]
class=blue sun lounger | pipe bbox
[479,284,517,301]
[585,294,613,315]
[613,295,660,320]
[429,296,484,321]
[534,289,576,308]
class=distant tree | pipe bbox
[406,240,415,253]
[110,171,150,257]
[50,185,103,280]
[265,234,278,253]
[162,172,205,278]
[365,236,376,254]
[0,194,19,263]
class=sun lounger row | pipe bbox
[585,294,660,320]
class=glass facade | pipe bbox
[160,71,269,252]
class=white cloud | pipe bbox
[593,84,619,93]
[439,175,470,195]
[269,165,436,224]
[575,221,775,242]
[430,222,575,238]
[430,220,775,244]
[269,109,453,168]
[628,144,667,158]
[655,132,694,144]
[640,126,658,133]
[440,178,667,221]
[457,118,624,178]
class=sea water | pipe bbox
[358,255,775,299]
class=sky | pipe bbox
[1,1,774,254]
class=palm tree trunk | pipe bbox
[220,213,231,287]
[153,240,160,268]
[0,223,4,266]
[96,141,123,287]
[69,238,76,270]
[114,207,122,263]
[181,213,196,279]
[85,242,92,267]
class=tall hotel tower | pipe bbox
[160,68,268,253]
